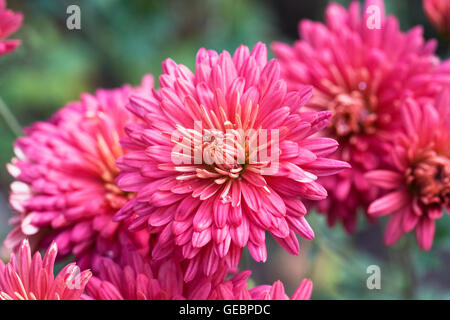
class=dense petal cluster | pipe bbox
[366,92,450,250]
[273,0,450,233]
[115,42,349,281]
[0,0,22,57]
[0,239,91,300]
[5,77,154,270]
[86,248,312,300]
[423,0,450,37]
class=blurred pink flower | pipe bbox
[86,248,312,300]
[115,42,349,281]
[5,76,154,270]
[0,0,22,56]
[0,239,91,300]
[366,91,450,250]
[273,0,450,233]
[423,0,450,37]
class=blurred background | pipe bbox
[1,0,449,299]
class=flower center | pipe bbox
[169,102,278,202]
[187,125,273,186]
[198,128,247,178]
[94,129,134,210]
[105,182,134,210]
[407,154,450,206]
[329,90,377,138]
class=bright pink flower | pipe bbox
[366,91,450,250]
[424,0,450,37]
[0,239,91,300]
[5,76,154,270]
[86,248,312,300]
[249,278,313,300]
[0,0,22,57]
[272,0,450,233]
[86,250,233,300]
[115,42,349,281]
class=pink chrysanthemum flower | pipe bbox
[85,249,312,300]
[272,0,450,233]
[5,76,154,269]
[0,239,91,300]
[424,0,450,37]
[115,42,349,281]
[86,250,235,300]
[249,278,312,300]
[0,0,22,57]
[366,92,450,250]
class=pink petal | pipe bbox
[365,170,403,189]
[416,218,435,250]
[368,190,409,217]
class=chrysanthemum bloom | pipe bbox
[272,0,450,233]
[5,76,153,269]
[366,92,450,250]
[0,239,91,300]
[115,42,349,281]
[86,249,312,300]
[423,0,450,37]
[0,0,22,57]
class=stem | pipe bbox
[0,96,22,137]
[399,239,417,299]
[240,248,250,271]
[447,42,450,59]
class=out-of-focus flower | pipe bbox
[273,0,450,233]
[115,42,349,281]
[366,91,450,250]
[5,76,154,270]
[86,249,312,300]
[0,239,91,300]
[423,0,450,37]
[0,0,22,57]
